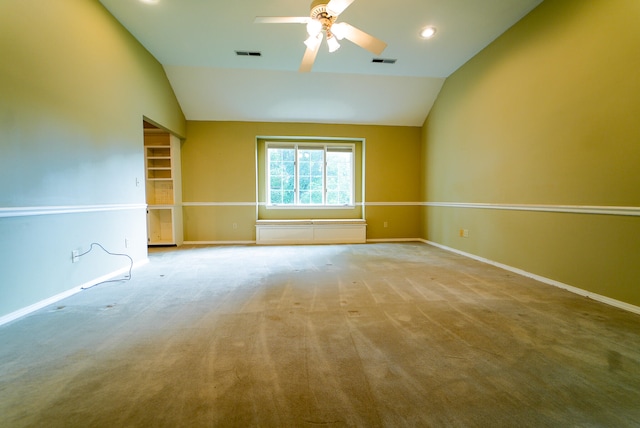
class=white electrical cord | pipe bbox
[77,243,134,289]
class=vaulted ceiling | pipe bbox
[99,0,543,126]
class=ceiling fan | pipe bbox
[254,0,387,72]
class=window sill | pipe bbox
[265,205,356,210]
[256,219,366,225]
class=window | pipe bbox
[267,143,354,207]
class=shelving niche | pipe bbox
[144,130,183,246]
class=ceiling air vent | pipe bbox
[235,51,262,57]
[372,58,396,64]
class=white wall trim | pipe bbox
[182,202,256,207]
[365,202,423,206]
[256,219,366,225]
[0,259,149,327]
[421,239,640,316]
[184,201,425,207]
[423,202,640,217]
[180,201,640,217]
[258,201,366,207]
[367,238,422,243]
[183,240,256,245]
[0,204,147,218]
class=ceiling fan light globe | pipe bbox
[304,33,323,49]
[331,22,347,40]
[327,35,340,52]
[307,20,322,36]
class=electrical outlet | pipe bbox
[459,229,469,238]
[125,238,129,248]
[232,222,238,229]
[383,221,388,228]
[71,250,80,263]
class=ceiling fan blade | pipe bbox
[326,0,355,16]
[341,23,387,55]
[299,36,322,73]
[254,16,310,24]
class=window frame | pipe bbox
[266,142,356,209]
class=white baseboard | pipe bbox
[367,238,423,243]
[0,259,148,327]
[182,241,256,245]
[422,239,640,316]
[184,238,420,245]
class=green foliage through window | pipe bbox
[267,144,354,206]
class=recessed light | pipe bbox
[420,26,437,39]
[140,0,159,4]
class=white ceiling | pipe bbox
[99,0,543,126]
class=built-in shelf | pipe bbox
[144,131,182,246]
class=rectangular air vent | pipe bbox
[372,58,396,64]
[235,51,262,57]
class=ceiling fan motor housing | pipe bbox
[310,1,337,31]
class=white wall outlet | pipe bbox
[383,221,388,228]
[232,222,238,229]
[71,250,80,263]
[459,229,469,238]
[125,238,129,248]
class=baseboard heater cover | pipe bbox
[256,220,366,245]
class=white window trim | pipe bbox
[266,142,356,209]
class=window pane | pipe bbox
[270,176,282,189]
[311,161,323,176]
[326,150,353,205]
[283,191,295,204]
[311,176,323,190]
[298,149,324,205]
[268,148,295,205]
[270,150,282,161]
[299,160,310,176]
[271,191,282,204]
[299,176,310,191]
[326,176,337,191]
[285,162,295,176]
[267,144,353,207]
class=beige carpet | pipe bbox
[1,243,639,427]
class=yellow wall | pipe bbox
[422,0,640,306]
[182,121,422,242]
[0,0,185,318]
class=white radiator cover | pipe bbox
[256,220,367,245]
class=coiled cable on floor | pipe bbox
[78,243,134,289]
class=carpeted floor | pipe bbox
[1,243,639,427]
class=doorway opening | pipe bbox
[143,119,183,246]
